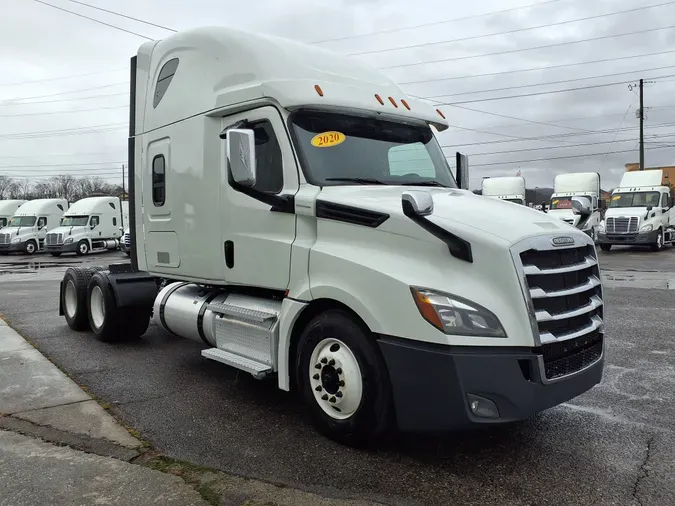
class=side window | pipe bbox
[90,216,99,227]
[388,143,436,178]
[251,121,283,194]
[153,58,179,108]
[113,217,117,226]
[660,193,668,208]
[152,155,166,206]
[37,217,47,228]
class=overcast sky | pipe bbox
[1,0,674,191]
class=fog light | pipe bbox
[467,394,500,419]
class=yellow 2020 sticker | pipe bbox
[612,195,621,200]
[311,131,346,148]
[552,199,559,205]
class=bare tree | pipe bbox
[51,174,77,201]
[11,179,31,200]
[0,176,18,199]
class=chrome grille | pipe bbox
[512,236,604,381]
[0,233,10,245]
[606,216,638,234]
[46,233,63,245]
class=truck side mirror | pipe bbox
[572,196,592,217]
[598,199,606,210]
[226,129,256,187]
[402,190,434,217]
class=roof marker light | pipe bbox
[401,99,411,110]
[388,96,398,108]
[436,108,446,119]
[314,85,324,97]
[375,94,384,105]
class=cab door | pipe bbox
[219,106,299,290]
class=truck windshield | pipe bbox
[290,110,457,187]
[609,191,660,208]
[61,216,89,227]
[550,196,592,210]
[7,216,36,227]
[503,198,524,204]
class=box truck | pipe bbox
[481,176,526,204]
[548,173,603,241]
[0,200,26,229]
[57,26,605,445]
[45,196,123,256]
[598,169,674,251]
[0,199,68,254]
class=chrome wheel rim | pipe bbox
[90,286,105,329]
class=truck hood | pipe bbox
[318,186,571,244]
[604,207,649,219]
[49,225,87,236]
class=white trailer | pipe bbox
[0,199,68,254]
[0,200,26,228]
[57,26,605,446]
[481,176,526,204]
[598,169,675,251]
[45,196,123,256]
[548,173,603,241]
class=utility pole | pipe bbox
[122,164,126,196]
[639,78,644,170]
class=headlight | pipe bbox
[410,287,506,337]
[11,237,21,244]
[640,224,653,232]
[598,221,605,232]
[64,237,74,244]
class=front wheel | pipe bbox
[295,309,393,447]
[651,229,664,252]
[24,240,37,255]
[76,240,90,256]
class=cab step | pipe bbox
[201,348,272,379]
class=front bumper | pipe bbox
[0,242,24,253]
[598,229,658,245]
[46,242,79,253]
[378,333,604,432]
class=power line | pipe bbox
[0,123,126,139]
[0,105,127,118]
[422,65,675,100]
[0,161,126,169]
[0,82,128,103]
[32,0,154,39]
[0,93,127,107]
[312,0,573,44]
[64,0,176,32]
[429,73,675,106]
[466,145,673,168]
[381,24,675,70]
[349,1,675,57]
[0,67,126,88]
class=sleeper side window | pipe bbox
[250,120,283,194]
[152,155,166,206]
[153,58,179,108]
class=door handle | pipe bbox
[224,241,234,268]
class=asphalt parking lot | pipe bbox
[0,246,673,506]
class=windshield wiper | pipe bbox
[403,180,449,187]
[325,177,388,185]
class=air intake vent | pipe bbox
[316,201,389,228]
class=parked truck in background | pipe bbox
[481,176,526,204]
[548,173,603,241]
[0,200,26,229]
[0,199,68,254]
[57,26,605,446]
[598,169,675,251]
[46,196,123,256]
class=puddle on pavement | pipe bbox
[0,260,81,276]
[602,271,675,290]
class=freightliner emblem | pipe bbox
[551,236,575,247]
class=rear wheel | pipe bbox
[295,309,393,447]
[61,267,98,330]
[87,273,121,342]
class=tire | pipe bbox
[87,272,122,342]
[120,307,151,339]
[650,229,664,252]
[125,251,131,257]
[50,252,62,257]
[61,267,98,331]
[600,244,611,251]
[24,240,37,255]
[295,309,393,447]
[76,240,90,256]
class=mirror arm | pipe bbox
[220,120,250,139]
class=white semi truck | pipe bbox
[58,26,605,445]
[548,173,603,241]
[0,198,68,254]
[481,176,526,204]
[598,169,675,251]
[0,200,26,229]
[45,196,123,256]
